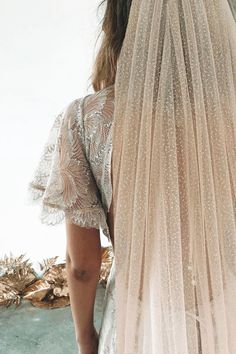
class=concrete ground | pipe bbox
[0,283,105,354]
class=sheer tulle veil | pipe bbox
[111,0,236,352]
[227,0,236,21]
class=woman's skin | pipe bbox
[65,200,114,354]
[65,222,101,354]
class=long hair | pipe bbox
[90,0,132,92]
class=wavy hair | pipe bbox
[90,0,132,92]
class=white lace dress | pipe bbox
[27,85,116,354]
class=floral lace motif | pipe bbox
[83,85,114,214]
[27,86,115,244]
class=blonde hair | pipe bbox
[90,0,132,92]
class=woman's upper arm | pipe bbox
[65,220,101,269]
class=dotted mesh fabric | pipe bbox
[111,0,236,352]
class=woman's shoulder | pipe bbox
[54,84,114,153]
[82,85,115,122]
[61,84,114,121]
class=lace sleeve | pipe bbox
[26,97,111,242]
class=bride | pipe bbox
[28,0,236,353]
[28,1,130,353]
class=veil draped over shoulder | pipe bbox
[111,0,236,352]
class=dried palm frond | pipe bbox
[100,246,114,287]
[0,253,37,307]
[38,256,59,274]
[0,282,21,307]
[23,262,69,308]
[23,280,51,301]
[0,246,114,308]
[0,253,37,290]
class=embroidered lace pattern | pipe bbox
[27,85,115,244]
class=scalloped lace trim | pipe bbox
[27,183,111,243]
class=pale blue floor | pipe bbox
[0,283,105,354]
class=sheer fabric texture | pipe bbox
[111,0,236,353]
[27,86,116,352]
[27,86,115,244]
